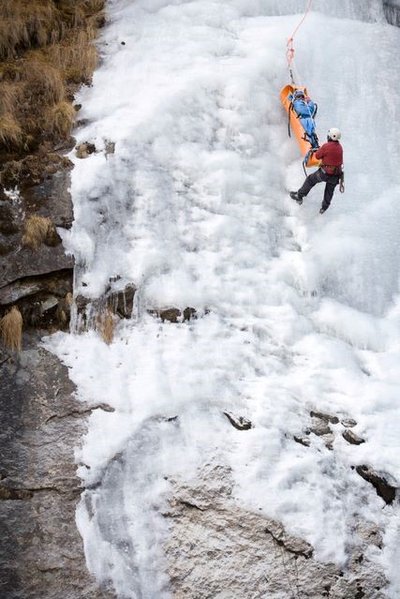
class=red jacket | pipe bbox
[315,141,343,175]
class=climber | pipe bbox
[290,127,344,214]
[289,89,319,148]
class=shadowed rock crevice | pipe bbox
[44,402,115,424]
[264,523,313,559]
[355,465,397,505]
[223,411,253,430]
[0,269,73,329]
[384,1,400,26]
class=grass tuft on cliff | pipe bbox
[97,308,116,345]
[0,115,24,149]
[22,215,60,250]
[49,101,77,137]
[0,306,23,352]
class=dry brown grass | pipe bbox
[58,0,106,24]
[96,308,116,345]
[22,215,57,250]
[84,0,106,15]
[48,29,98,85]
[0,60,66,150]
[0,0,105,59]
[0,0,105,152]
[0,306,23,351]
[23,60,65,106]
[0,1,60,61]
[0,115,24,149]
[48,101,76,137]
[33,17,99,82]
[0,83,17,115]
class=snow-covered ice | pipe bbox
[47,0,400,596]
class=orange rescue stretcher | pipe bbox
[280,84,321,169]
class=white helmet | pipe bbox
[327,127,341,141]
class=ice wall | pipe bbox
[49,1,400,597]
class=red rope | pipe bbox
[286,0,313,76]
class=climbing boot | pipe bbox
[290,191,303,205]
[319,206,327,214]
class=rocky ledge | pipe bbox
[164,463,387,599]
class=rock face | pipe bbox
[75,282,137,325]
[0,157,74,332]
[0,2,118,597]
[0,336,115,599]
[343,429,365,446]
[164,464,387,599]
[148,306,198,323]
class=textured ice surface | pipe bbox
[48,1,400,597]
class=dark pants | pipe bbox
[298,168,340,211]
